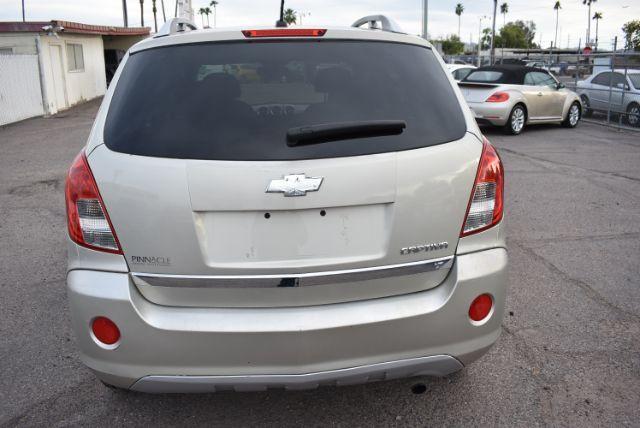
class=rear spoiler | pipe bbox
[458,82,500,88]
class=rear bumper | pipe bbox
[468,102,511,126]
[67,248,507,392]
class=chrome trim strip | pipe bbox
[131,255,454,289]
[130,355,463,393]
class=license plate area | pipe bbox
[193,204,392,267]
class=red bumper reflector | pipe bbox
[242,29,327,38]
[469,294,493,322]
[92,317,121,345]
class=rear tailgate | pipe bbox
[90,37,480,308]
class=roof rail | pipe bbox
[154,18,197,38]
[351,15,404,34]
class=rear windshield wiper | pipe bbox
[286,120,407,147]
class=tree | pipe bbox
[210,1,218,28]
[497,21,537,49]
[122,0,128,27]
[198,7,208,28]
[139,0,144,26]
[480,28,493,50]
[583,0,597,45]
[455,3,464,39]
[500,3,508,27]
[554,1,561,49]
[283,8,297,25]
[490,0,497,63]
[622,20,640,51]
[152,0,158,32]
[592,12,603,50]
[441,34,465,55]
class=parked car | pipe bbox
[459,65,582,134]
[65,15,507,392]
[576,69,640,127]
[524,60,550,71]
[447,63,477,81]
[549,62,569,76]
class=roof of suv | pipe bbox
[130,24,432,54]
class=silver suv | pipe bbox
[65,16,507,392]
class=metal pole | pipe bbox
[21,0,25,21]
[422,0,429,39]
[161,0,166,22]
[606,37,616,124]
[490,0,497,65]
[478,17,482,67]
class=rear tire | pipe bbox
[626,103,640,127]
[580,95,592,118]
[504,104,526,135]
[563,102,581,128]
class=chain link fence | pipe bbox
[445,51,640,130]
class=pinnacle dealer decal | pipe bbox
[130,256,171,266]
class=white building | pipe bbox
[0,20,149,125]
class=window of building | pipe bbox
[66,43,84,72]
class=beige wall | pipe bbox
[38,33,107,114]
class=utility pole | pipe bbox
[490,0,497,64]
[422,0,429,40]
[160,0,166,22]
[585,1,592,46]
[21,0,25,22]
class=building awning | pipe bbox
[0,20,150,36]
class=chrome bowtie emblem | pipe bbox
[266,174,324,197]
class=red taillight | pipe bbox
[242,29,327,38]
[469,294,493,322]
[460,137,504,237]
[65,151,122,254]
[92,317,121,345]
[486,92,510,103]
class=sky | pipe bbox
[0,0,638,49]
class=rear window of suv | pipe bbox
[104,40,466,161]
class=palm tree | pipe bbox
[593,11,603,50]
[500,2,508,26]
[210,1,218,28]
[500,3,508,56]
[554,1,561,49]
[490,0,497,64]
[152,0,158,32]
[455,3,464,39]
[198,7,206,28]
[122,0,128,26]
[583,0,597,46]
[139,0,144,26]
[283,8,297,25]
[160,0,166,22]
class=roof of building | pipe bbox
[0,20,150,36]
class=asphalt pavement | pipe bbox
[1,99,639,426]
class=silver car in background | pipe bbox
[460,65,582,135]
[64,16,507,393]
[447,64,476,81]
[576,69,640,127]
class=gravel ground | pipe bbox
[1,99,639,426]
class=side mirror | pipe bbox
[556,82,565,90]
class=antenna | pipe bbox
[275,0,287,27]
